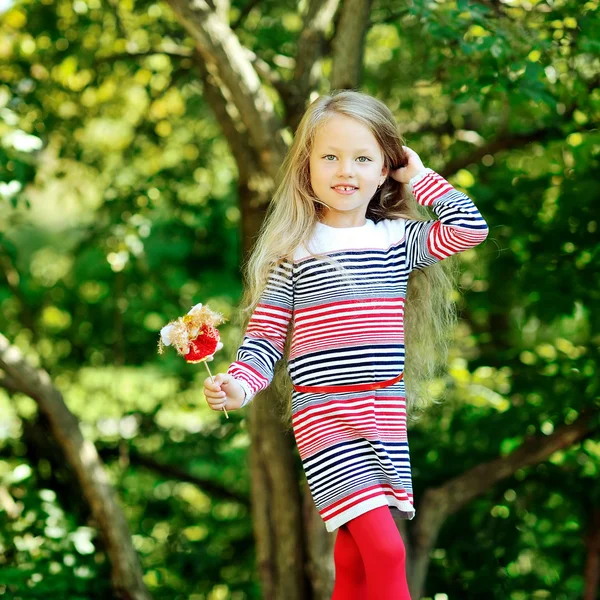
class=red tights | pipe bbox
[331,506,411,600]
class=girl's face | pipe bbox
[309,114,388,228]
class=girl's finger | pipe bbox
[208,401,227,411]
[207,399,225,409]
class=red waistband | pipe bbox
[292,372,404,394]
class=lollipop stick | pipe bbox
[204,361,228,418]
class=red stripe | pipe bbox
[295,297,387,314]
[295,310,403,329]
[299,432,408,460]
[292,392,407,423]
[295,407,407,439]
[228,362,267,392]
[292,322,403,345]
[413,174,453,206]
[427,222,488,259]
[295,311,403,329]
[253,303,293,315]
[294,298,403,321]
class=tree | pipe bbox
[1,0,598,598]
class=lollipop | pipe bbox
[158,303,229,418]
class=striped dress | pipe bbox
[227,168,489,532]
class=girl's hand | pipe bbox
[203,373,246,412]
[389,146,427,184]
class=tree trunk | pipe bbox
[302,478,336,600]
[0,334,152,600]
[246,382,310,599]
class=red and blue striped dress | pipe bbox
[227,169,489,532]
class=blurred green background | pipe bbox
[0,0,599,599]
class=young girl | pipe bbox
[203,90,489,599]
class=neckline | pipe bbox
[315,218,374,231]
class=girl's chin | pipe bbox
[331,188,359,195]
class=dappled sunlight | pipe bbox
[1,0,598,598]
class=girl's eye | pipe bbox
[323,155,371,162]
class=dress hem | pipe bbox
[324,496,415,533]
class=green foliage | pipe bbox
[0,461,112,599]
[0,0,598,598]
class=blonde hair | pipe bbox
[235,90,459,429]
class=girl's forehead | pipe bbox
[312,117,381,152]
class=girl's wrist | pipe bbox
[408,167,429,184]
[237,378,253,408]
[408,167,433,190]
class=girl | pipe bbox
[203,90,489,599]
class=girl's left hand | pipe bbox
[389,146,427,184]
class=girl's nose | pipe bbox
[337,159,356,176]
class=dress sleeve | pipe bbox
[226,259,294,407]
[404,168,489,272]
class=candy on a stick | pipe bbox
[158,303,229,418]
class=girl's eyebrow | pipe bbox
[323,146,373,153]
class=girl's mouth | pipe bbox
[332,186,358,195]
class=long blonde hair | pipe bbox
[235,90,459,429]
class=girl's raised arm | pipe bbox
[226,260,294,407]
[404,168,489,272]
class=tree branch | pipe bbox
[165,0,288,178]
[98,44,286,90]
[443,410,597,513]
[0,333,151,600]
[189,50,269,255]
[368,6,411,27]
[430,75,600,177]
[96,47,193,63]
[439,121,599,178]
[284,0,341,130]
[242,47,287,91]
[408,408,600,598]
[0,374,21,395]
[99,446,249,505]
